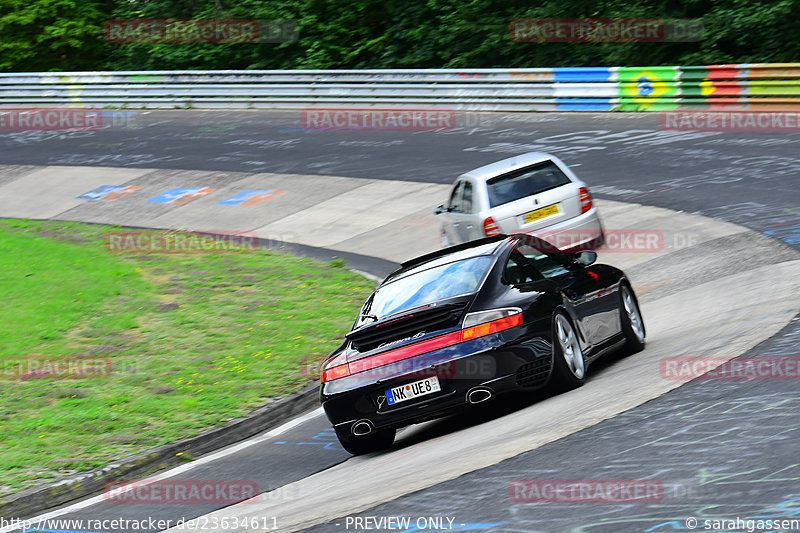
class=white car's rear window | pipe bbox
[487,161,572,208]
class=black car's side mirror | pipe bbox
[434,204,446,215]
[574,251,597,266]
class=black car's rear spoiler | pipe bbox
[399,234,508,271]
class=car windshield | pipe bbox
[368,256,494,319]
[487,160,572,208]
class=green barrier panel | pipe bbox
[616,67,680,109]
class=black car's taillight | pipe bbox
[461,308,522,339]
[320,352,350,383]
[320,308,522,383]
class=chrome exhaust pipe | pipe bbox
[352,420,374,436]
[467,387,493,405]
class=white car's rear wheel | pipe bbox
[440,230,451,247]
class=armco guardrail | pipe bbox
[1,64,799,111]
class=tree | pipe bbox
[0,0,111,72]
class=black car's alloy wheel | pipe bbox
[620,284,646,354]
[551,312,586,390]
[335,426,396,455]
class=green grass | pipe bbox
[0,219,375,494]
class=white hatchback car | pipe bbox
[435,152,604,250]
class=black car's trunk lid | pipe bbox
[346,298,470,356]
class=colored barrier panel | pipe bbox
[0,64,798,111]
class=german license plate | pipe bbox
[386,376,440,405]
[522,204,560,225]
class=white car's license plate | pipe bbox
[386,376,440,405]
[521,203,560,225]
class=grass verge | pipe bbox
[0,219,375,495]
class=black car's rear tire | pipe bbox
[619,283,646,355]
[335,426,396,455]
[550,312,586,391]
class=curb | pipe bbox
[0,383,320,519]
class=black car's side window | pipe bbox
[517,245,571,279]
[448,181,464,212]
[503,250,544,285]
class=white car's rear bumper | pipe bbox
[517,207,604,251]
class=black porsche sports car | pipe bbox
[319,233,645,455]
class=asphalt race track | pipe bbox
[2,110,799,247]
[1,111,799,533]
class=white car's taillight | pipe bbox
[483,216,501,236]
[579,187,593,213]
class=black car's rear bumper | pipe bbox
[320,332,553,434]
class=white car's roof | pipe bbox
[461,152,555,182]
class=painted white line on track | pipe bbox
[0,407,324,533]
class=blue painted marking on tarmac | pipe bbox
[765,227,800,245]
[297,441,339,448]
[297,427,340,449]
[147,187,210,204]
[218,190,273,205]
[76,185,125,200]
[275,428,341,449]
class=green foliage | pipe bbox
[0,0,110,71]
[1,0,799,80]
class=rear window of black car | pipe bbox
[487,160,572,208]
[368,256,494,319]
